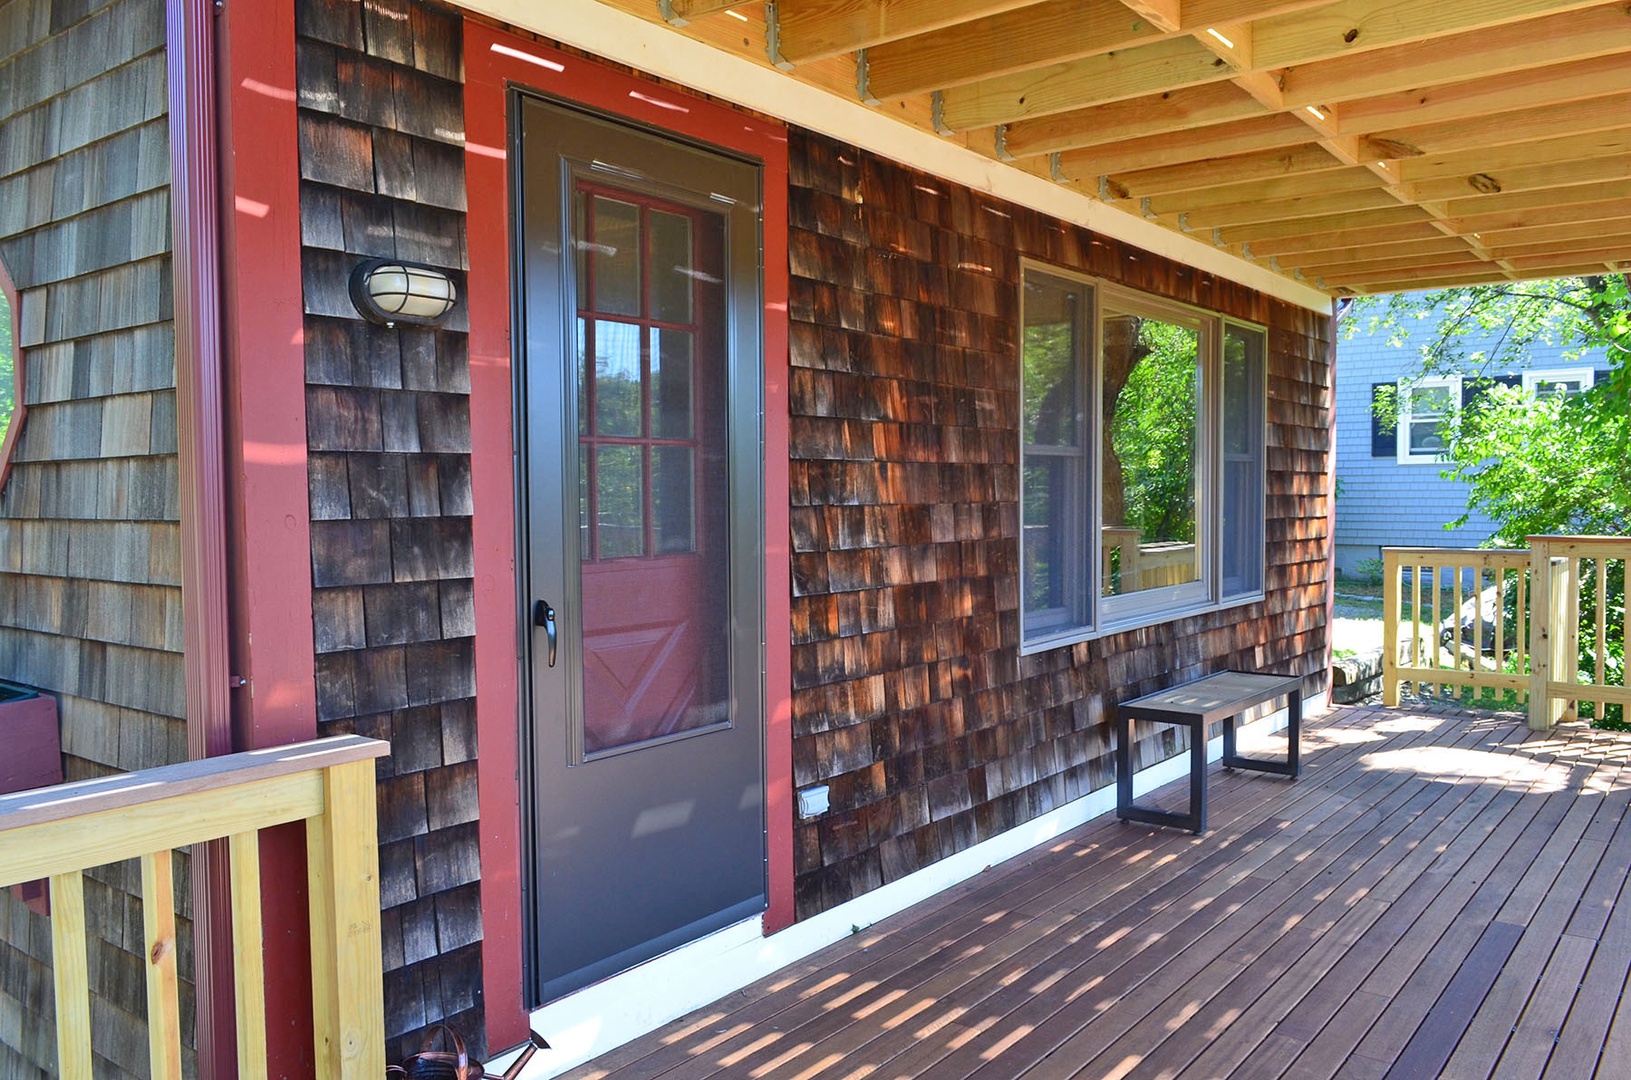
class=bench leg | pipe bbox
[1222,712,1237,769]
[1116,711,1133,822]
[1288,689,1301,779]
[1190,723,1207,835]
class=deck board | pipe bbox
[559,705,1631,1080]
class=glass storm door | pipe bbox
[516,93,766,1004]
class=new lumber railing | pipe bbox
[0,734,390,1079]
[1381,537,1628,731]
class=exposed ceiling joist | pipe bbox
[1367,94,1631,159]
[773,0,1046,65]
[1102,143,1346,198]
[1042,114,1313,180]
[1445,196,1631,236]
[1395,129,1631,184]
[1277,7,1631,108]
[938,37,1231,129]
[621,0,1631,294]
[999,82,1267,157]
[861,1,1163,100]
[1402,156,1631,204]
[1238,221,1450,255]
[1335,52,1631,133]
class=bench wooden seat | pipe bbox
[1115,670,1303,835]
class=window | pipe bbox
[0,259,21,492]
[1221,323,1266,599]
[1018,263,1267,651]
[1396,375,1460,464]
[1523,367,1594,398]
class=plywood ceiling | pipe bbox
[606,0,1631,295]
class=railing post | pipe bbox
[1383,549,1401,707]
[1529,539,1571,730]
[306,759,386,1079]
[49,870,92,1080]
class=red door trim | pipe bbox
[463,22,794,1046]
[217,0,320,1073]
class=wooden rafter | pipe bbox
[860,0,1165,100]
[1364,92,1631,158]
[1040,114,1314,180]
[773,0,1047,64]
[1276,7,1631,109]
[1103,143,1346,198]
[999,83,1268,158]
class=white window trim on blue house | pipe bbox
[1524,366,1594,397]
[1395,374,1461,465]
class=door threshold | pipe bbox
[502,697,1319,1078]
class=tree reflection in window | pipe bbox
[1102,313,1200,596]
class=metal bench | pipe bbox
[1115,671,1303,835]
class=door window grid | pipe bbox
[576,183,703,562]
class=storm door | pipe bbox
[514,92,766,1004]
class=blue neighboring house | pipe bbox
[1334,293,1612,577]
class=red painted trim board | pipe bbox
[463,21,794,1046]
[216,0,319,1073]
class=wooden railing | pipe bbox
[1529,536,1630,730]
[0,734,390,1079]
[1381,537,1628,731]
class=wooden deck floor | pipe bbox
[563,703,1631,1080]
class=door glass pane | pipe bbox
[591,320,642,437]
[653,446,695,554]
[650,210,693,324]
[652,329,693,439]
[588,196,642,317]
[1102,312,1200,596]
[596,445,645,559]
[578,192,730,756]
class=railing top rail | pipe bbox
[0,735,388,833]
[1381,546,1530,556]
[1528,535,1631,553]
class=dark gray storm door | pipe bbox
[513,91,767,1005]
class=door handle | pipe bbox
[534,600,557,667]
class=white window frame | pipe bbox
[1017,261,1268,654]
[1396,374,1461,465]
[1523,366,1595,397]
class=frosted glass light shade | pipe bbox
[349,259,458,326]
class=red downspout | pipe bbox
[167,0,236,1075]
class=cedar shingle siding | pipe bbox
[293,0,484,1060]
[0,0,186,1075]
[785,131,1333,919]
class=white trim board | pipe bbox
[502,696,1324,1079]
[455,0,1333,315]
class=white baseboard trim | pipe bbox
[504,695,1320,1078]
